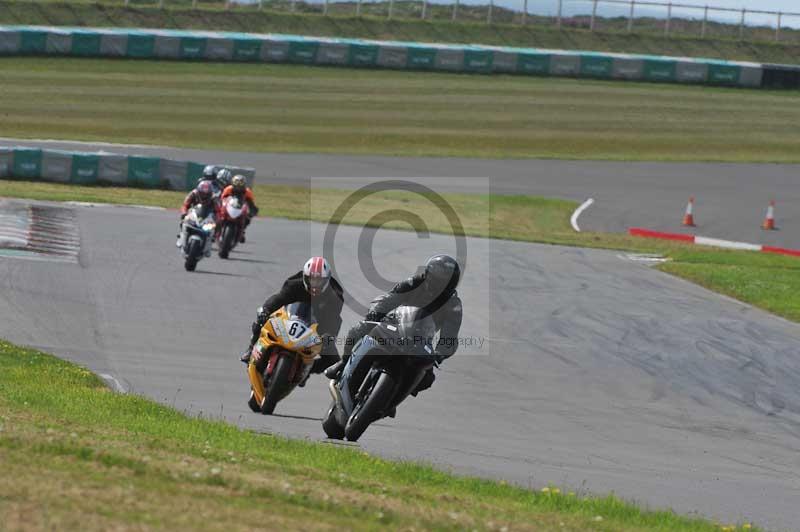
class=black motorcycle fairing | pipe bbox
[342,306,437,412]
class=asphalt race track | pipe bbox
[1,200,800,530]
[3,138,800,249]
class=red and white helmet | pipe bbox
[303,256,331,296]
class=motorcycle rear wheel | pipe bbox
[345,372,395,442]
[261,355,293,415]
[322,402,345,440]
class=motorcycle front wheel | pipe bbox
[219,224,235,259]
[344,372,395,442]
[184,238,202,271]
[261,355,293,415]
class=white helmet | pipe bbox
[303,257,331,296]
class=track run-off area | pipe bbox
[1,199,799,530]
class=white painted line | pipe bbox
[99,373,127,393]
[695,236,762,252]
[618,253,669,264]
[570,198,595,232]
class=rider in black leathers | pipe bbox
[325,254,463,397]
[241,257,343,379]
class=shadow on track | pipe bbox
[193,270,245,278]
[226,257,275,265]
[270,413,322,422]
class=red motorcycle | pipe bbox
[217,195,249,259]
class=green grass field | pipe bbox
[3,57,800,162]
[3,179,800,323]
[2,0,800,63]
[0,339,757,531]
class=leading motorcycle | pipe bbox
[246,302,323,415]
[323,306,437,442]
[178,204,216,272]
[217,195,249,259]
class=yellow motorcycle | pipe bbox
[247,302,322,415]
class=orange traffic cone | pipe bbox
[682,196,696,227]
[762,200,776,230]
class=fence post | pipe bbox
[421,0,427,19]
[776,12,782,42]
[356,0,362,16]
[323,0,329,15]
[557,0,562,29]
[738,9,746,40]
[291,0,297,12]
[700,5,707,37]
[522,0,527,25]
[488,0,493,24]
[159,0,163,9]
[590,0,598,32]
[665,2,672,36]
[126,0,131,7]
[452,0,459,21]
[389,0,394,19]
[258,0,263,10]
[627,0,634,32]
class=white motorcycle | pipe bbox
[177,204,216,272]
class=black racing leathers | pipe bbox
[342,274,463,393]
[249,271,344,373]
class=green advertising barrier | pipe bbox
[180,36,207,60]
[186,162,206,191]
[580,55,614,78]
[2,146,256,191]
[407,46,437,69]
[12,148,42,179]
[287,40,318,64]
[127,156,161,188]
[708,63,741,85]
[463,49,493,73]
[127,34,155,58]
[233,38,261,62]
[71,31,102,56]
[348,43,379,67]
[19,29,47,54]
[70,153,100,184]
[0,26,775,89]
[517,53,550,75]
[643,59,677,82]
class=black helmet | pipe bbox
[422,254,460,297]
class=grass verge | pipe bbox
[1,0,800,64]
[3,57,800,162]
[3,179,800,324]
[0,339,757,530]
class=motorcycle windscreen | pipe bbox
[372,306,436,356]
[195,203,215,221]
[285,301,316,324]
